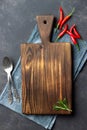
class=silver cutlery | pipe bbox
[2,57,20,104]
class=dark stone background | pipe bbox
[0,0,87,130]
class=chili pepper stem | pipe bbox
[75,44,80,51]
[54,24,59,33]
[69,8,75,16]
[55,36,59,42]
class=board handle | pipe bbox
[36,15,54,43]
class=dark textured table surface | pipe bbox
[0,1,87,130]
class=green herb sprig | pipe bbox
[53,98,72,112]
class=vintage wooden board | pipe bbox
[21,16,72,114]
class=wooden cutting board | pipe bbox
[21,15,72,114]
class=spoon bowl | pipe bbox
[3,57,13,74]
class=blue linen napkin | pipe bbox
[0,25,87,130]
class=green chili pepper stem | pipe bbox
[69,8,75,17]
[54,24,59,33]
[75,44,80,51]
[55,36,59,42]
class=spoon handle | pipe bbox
[9,74,20,102]
[7,74,13,104]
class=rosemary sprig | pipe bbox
[53,98,72,112]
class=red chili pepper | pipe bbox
[70,24,81,38]
[66,30,78,38]
[59,8,75,29]
[70,35,77,44]
[70,24,76,32]
[55,7,64,32]
[73,27,81,38]
[55,24,68,42]
[57,7,64,28]
[70,36,80,50]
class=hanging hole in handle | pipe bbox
[43,20,47,24]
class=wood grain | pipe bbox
[21,16,72,114]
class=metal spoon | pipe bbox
[2,57,20,104]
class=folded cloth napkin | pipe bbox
[0,25,87,130]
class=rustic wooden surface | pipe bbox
[21,16,72,114]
